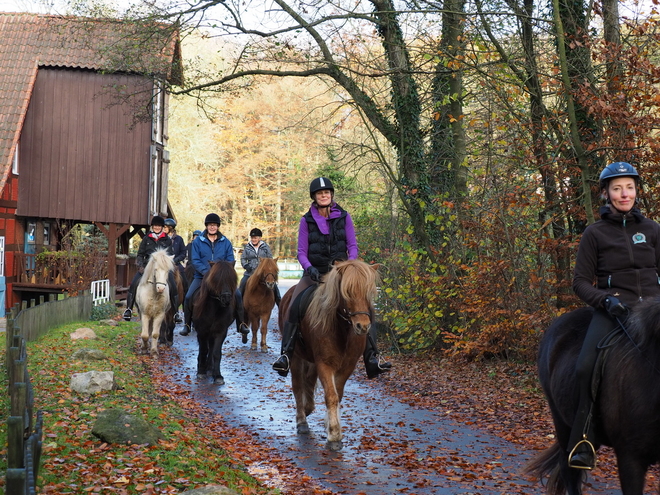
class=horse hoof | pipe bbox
[166,341,173,347]
[326,440,343,451]
[261,346,268,353]
[196,373,206,380]
[297,423,310,435]
[213,377,225,385]
[251,343,257,351]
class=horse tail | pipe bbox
[523,441,576,495]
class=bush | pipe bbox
[90,302,118,321]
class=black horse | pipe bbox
[192,261,237,385]
[526,298,660,494]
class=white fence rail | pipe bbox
[91,279,110,306]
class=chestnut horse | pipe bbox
[192,260,237,385]
[243,257,278,352]
[278,259,379,451]
[526,299,660,494]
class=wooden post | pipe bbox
[95,222,130,288]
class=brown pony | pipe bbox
[243,257,279,352]
[278,259,379,451]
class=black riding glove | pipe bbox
[604,296,629,318]
[306,266,321,283]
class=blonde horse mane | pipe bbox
[306,260,379,335]
[141,249,175,283]
[245,257,279,292]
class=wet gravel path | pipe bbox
[164,279,620,494]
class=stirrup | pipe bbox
[568,438,596,470]
[122,309,132,321]
[272,354,290,375]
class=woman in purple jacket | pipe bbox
[272,177,391,379]
[568,162,660,470]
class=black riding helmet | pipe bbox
[309,177,334,199]
[599,162,639,190]
[150,215,165,227]
[204,213,221,225]
[250,228,263,237]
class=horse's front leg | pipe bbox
[196,335,208,379]
[616,450,648,495]
[317,364,342,451]
[259,314,269,353]
[140,319,150,354]
[210,333,226,385]
[150,313,166,357]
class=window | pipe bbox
[12,146,18,175]
[150,146,160,216]
[43,222,51,245]
[153,81,163,144]
[0,237,5,277]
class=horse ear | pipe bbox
[369,263,381,272]
[273,257,279,262]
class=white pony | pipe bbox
[136,249,174,357]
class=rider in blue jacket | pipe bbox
[179,213,250,340]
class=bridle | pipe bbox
[338,307,372,323]
[261,272,277,287]
[147,273,168,291]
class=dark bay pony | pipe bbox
[192,260,237,385]
[243,257,278,353]
[279,259,379,451]
[159,268,186,346]
[526,298,660,494]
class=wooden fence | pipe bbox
[13,292,92,342]
[4,290,99,493]
[5,316,42,495]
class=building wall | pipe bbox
[17,67,163,225]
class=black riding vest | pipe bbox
[304,207,348,274]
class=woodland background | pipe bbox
[18,0,660,361]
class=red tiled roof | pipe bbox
[0,12,182,195]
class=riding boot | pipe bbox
[363,328,391,379]
[567,309,613,470]
[168,272,179,316]
[123,289,135,321]
[234,290,250,343]
[272,321,298,377]
[180,297,192,336]
[274,285,282,308]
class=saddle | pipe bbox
[289,284,318,327]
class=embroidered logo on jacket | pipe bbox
[632,232,647,244]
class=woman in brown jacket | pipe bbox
[569,162,660,469]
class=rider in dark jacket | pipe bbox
[123,215,178,321]
[271,177,391,379]
[569,162,660,470]
[179,213,250,339]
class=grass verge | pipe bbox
[1,318,276,494]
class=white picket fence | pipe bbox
[91,279,110,306]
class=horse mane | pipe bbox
[306,260,379,335]
[245,257,278,292]
[626,297,660,349]
[142,249,174,281]
[198,261,237,303]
